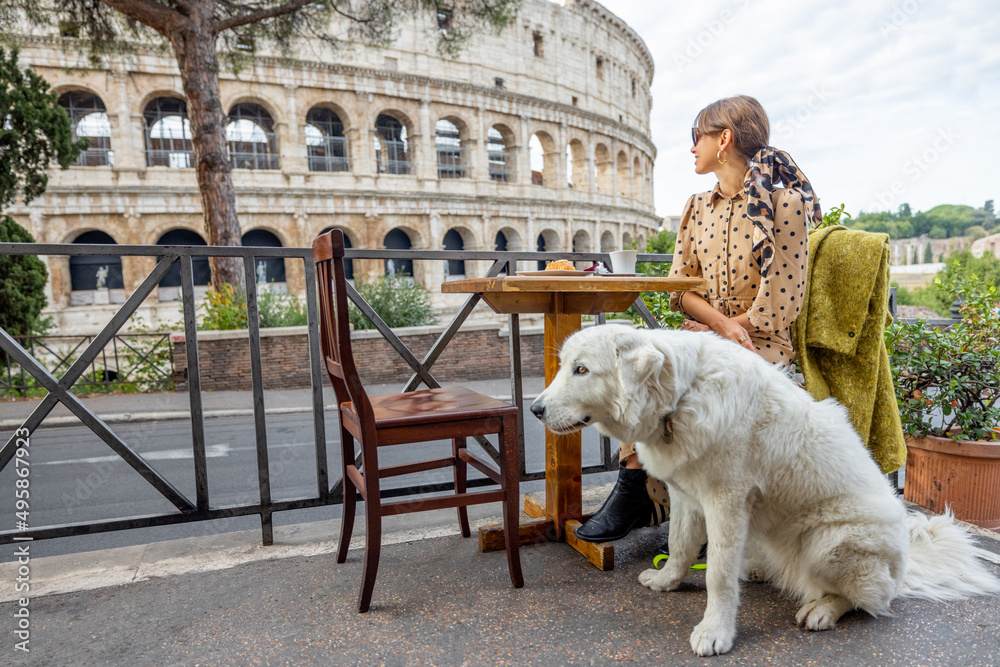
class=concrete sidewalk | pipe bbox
[2,503,999,666]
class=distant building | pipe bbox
[971,232,1000,259]
[8,0,660,332]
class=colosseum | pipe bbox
[8,0,660,332]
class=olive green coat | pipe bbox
[792,226,907,473]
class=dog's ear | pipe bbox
[618,341,665,388]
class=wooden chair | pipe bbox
[312,229,523,612]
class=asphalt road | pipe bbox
[0,411,619,561]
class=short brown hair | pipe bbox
[694,95,770,164]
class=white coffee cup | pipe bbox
[608,250,637,274]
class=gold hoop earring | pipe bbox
[716,151,727,165]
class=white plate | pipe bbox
[516,270,592,276]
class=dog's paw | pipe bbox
[742,562,769,583]
[638,567,682,592]
[795,595,852,631]
[690,619,735,656]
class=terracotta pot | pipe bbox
[904,434,1000,530]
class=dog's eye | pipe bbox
[574,365,588,375]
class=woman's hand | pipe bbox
[680,319,712,333]
[711,317,756,352]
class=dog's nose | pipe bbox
[529,401,545,419]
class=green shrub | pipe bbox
[0,216,50,338]
[198,283,248,330]
[349,273,437,330]
[257,288,309,328]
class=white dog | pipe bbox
[530,325,1000,656]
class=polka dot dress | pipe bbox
[669,181,810,366]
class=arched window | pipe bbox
[70,231,123,290]
[59,91,112,166]
[617,151,630,197]
[306,107,349,172]
[435,119,466,178]
[318,227,354,279]
[227,103,278,170]
[374,114,410,175]
[487,126,514,183]
[495,231,507,252]
[156,229,211,301]
[144,97,192,168]
[443,229,465,278]
[529,135,544,186]
[383,229,413,276]
[536,233,547,270]
[595,143,611,194]
[633,156,643,200]
[242,229,286,285]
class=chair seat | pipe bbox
[341,385,517,428]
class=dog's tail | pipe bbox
[902,508,1000,601]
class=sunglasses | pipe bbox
[691,127,712,146]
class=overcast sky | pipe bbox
[590,0,999,220]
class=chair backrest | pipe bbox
[312,230,372,419]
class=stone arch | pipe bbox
[374,111,413,175]
[617,150,630,196]
[383,227,414,277]
[58,90,112,166]
[242,228,286,285]
[143,96,192,168]
[572,229,591,254]
[633,155,643,200]
[535,227,561,270]
[487,124,516,183]
[600,230,616,253]
[155,228,211,292]
[567,138,586,189]
[622,231,633,248]
[595,143,611,194]
[70,230,123,292]
[495,226,524,252]
[442,227,467,278]
[227,102,279,170]
[435,116,467,179]
[306,105,350,172]
[529,131,557,186]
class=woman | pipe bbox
[575,95,821,543]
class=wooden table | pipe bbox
[441,274,707,569]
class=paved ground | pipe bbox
[2,502,1000,666]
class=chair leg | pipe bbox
[453,437,471,538]
[337,427,357,564]
[500,414,524,588]
[357,438,382,613]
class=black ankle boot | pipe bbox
[574,463,653,542]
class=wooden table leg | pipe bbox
[544,305,582,540]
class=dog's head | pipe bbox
[530,326,686,442]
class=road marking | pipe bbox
[37,443,233,465]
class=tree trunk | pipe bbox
[168,10,244,290]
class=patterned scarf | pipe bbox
[743,147,822,278]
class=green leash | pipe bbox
[653,554,706,570]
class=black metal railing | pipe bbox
[0,242,666,548]
[1,332,174,396]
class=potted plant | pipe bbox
[886,264,1000,529]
